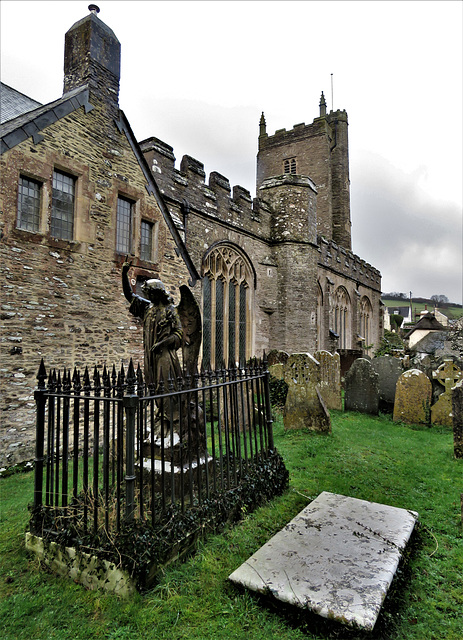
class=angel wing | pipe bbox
[177,285,202,378]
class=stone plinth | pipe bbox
[229,492,418,631]
[393,369,431,425]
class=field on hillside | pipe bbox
[382,299,463,321]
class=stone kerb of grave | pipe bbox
[393,369,432,425]
[431,359,463,427]
[344,358,379,414]
[452,379,463,458]
[314,350,342,410]
[283,353,331,432]
[371,355,403,413]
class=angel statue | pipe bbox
[122,258,203,457]
[122,258,201,388]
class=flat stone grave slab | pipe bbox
[229,491,418,631]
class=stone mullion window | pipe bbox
[202,245,254,369]
[140,220,153,261]
[51,170,75,240]
[228,281,236,366]
[17,176,41,233]
[215,278,225,368]
[116,196,133,255]
[202,276,212,367]
[239,283,247,364]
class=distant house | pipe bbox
[404,313,446,349]
[383,305,412,331]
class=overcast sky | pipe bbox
[2,0,462,303]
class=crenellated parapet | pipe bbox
[139,137,271,237]
[318,236,381,292]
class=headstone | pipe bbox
[452,380,463,458]
[344,358,379,414]
[229,491,418,631]
[393,369,432,425]
[283,353,331,432]
[371,356,403,413]
[314,350,342,410]
[431,360,462,427]
[267,349,290,367]
[269,363,285,381]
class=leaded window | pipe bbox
[51,170,75,240]
[116,196,133,254]
[17,176,41,232]
[202,245,253,368]
[140,220,153,261]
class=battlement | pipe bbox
[139,137,270,237]
[259,109,348,150]
[318,237,381,292]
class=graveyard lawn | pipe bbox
[1,412,462,640]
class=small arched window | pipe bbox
[283,158,297,175]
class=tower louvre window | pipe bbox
[284,158,297,175]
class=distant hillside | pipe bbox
[381,294,463,321]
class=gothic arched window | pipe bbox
[332,286,351,349]
[202,245,254,368]
[359,296,372,350]
[317,282,324,351]
[283,158,297,175]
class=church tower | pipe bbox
[256,96,352,250]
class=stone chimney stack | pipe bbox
[63,5,120,112]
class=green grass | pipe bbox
[1,411,462,639]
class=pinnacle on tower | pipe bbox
[259,112,267,137]
[319,92,327,117]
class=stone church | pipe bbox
[0,8,381,463]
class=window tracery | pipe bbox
[202,245,253,368]
[332,286,351,349]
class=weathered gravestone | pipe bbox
[452,379,463,458]
[393,369,432,425]
[371,356,403,413]
[283,353,331,432]
[344,358,379,414]
[431,359,463,427]
[314,350,342,410]
[267,349,289,367]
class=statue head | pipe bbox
[141,279,173,305]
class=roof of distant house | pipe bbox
[404,312,446,337]
[0,83,42,124]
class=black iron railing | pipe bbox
[32,358,274,538]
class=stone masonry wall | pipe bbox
[0,103,191,467]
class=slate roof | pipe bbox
[0,86,94,155]
[0,83,42,124]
